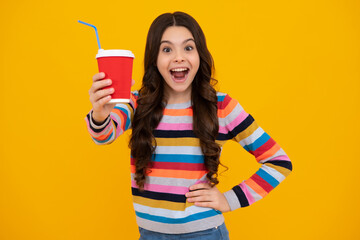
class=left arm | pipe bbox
[186,94,292,212]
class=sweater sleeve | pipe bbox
[85,91,138,145]
[219,94,293,211]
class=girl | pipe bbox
[86,11,292,240]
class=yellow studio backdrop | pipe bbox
[0,0,359,239]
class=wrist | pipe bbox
[91,111,109,126]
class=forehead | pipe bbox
[161,26,194,43]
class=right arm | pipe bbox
[85,72,136,145]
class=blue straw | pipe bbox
[78,20,102,49]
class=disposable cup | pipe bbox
[96,49,135,103]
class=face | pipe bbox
[156,26,200,103]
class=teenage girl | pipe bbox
[86,11,292,240]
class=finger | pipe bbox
[89,79,112,95]
[93,95,112,109]
[92,72,106,82]
[93,87,115,103]
[131,79,135,86]
[187,195,212,203]
[194,201,213,208]
[186,189,209,198]
[189,183,211,191]
[189,188,207,192]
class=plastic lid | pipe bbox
[96,49,135,58]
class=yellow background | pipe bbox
[1,0,359,239]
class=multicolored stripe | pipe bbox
[85,91,292,234]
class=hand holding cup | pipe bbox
[89,72,135,124]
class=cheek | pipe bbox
[191,57,200,73]
[189,53,200,69]
[156,56,168,73]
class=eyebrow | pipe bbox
[160,38,195,45]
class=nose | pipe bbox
[173,50,185,63]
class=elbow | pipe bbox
[288,160,293,172]
[284,160,293,177]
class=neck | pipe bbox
[164,88,192,104]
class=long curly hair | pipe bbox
[129,12,221,190]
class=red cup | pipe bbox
[96,49,135,103]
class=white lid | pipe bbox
[96,49,135,58]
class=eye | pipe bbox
[162,47,171,53]
[185,46,194,51]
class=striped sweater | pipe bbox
[85,91,292,234]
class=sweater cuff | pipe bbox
[89,110,111,129]
[223,189,241,211]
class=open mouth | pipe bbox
[170,68,189,82]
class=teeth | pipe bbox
[171,68,188,72]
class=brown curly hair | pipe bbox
[129,12,222,190]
